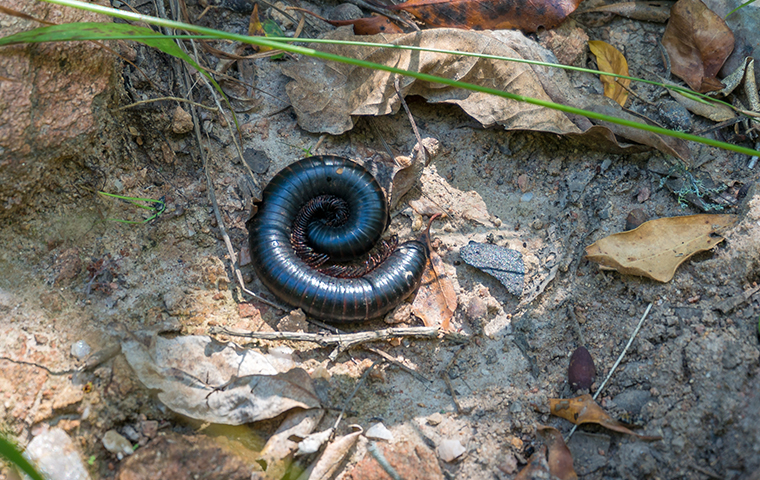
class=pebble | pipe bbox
[70,340,91,360]
[365,422,394,442]
[625,208,649,231]
[437,439,466,462]
[520,192,534,203]
[427,412,444,426]
[26,428,91,480]
[102,430,134,459]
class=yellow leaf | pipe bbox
[585,214,737,282]
[588,40,630,107]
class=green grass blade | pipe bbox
[13,0,760,157]
[0,435,45,480]
[0,22,237,129]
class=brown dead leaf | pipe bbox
[412,220,457,330]
[585,214,737,282]
[661,0,735,92]
[283,28,693,163]
[295,427,362,480]
[578,1,674,22]
[288,8,403,35]
[667,86,737,121]
[384,0,582,32]
[536,426,578,480]
[588,40,630,106]
[550,395,663,441]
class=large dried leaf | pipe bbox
[122,335,321,425]
[661,0,735,92]
[588,40,630,107]
[550,395,662,441]
[585,214,737,282]
[384,0,582,33]
[282,28,692,162]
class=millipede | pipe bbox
[246,155,429,323]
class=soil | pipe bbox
[1,0,759,479]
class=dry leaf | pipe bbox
[585,214,737,282]
[282,28,692,162]
[578,1,674,23]
[550,395,663,441]
[667,87,736,121]
[258,409,325,479]
[121,335,322,425]
[384,0,582,32]
[412,224,457,330]
[588,40,630,107]
[288,8,403,35]
[661,0,735,92]
[536,426,578,480]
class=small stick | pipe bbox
[566,302,653,441]
[394,76,427,164]
[364,346,432,384]
[210,325,439,346]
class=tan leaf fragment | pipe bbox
[588,40,630,106]
[412,233,457,330]
[550,395,662,441]
[536,425,578,480]
[667,87,737,121]
[585,214,737,282]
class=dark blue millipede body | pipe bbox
[247,155,429,322]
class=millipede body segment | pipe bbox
[247,155,428,322]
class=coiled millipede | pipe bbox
[247,155,428,322]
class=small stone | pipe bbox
[277,309,308,332]
[26,428,92,480]
[531,218,544,230]
[466,297,488,322]
[520,192,534,203]
[427,412,444,426]
[171,106,193,135]
[517,174,530,192]
[625,208,649,231]
[365,423,394,442]
[71,340,91,360]
[437,439,466,462]
[102,430,134,459]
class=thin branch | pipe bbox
[116,96,218,111]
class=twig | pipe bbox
[566,302,653,441]
[394,76,427,164]
[364,346,432,384]
[441,345,468,414]
[210,325,439,346]
[0,356,77,376]
[116,96,218,111]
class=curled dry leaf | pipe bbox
[282,28,693,163]
[383,0,583,32]
[588,40,630,107]
[585,214,737,282]
[536,425,578,480]
[667,86,736,121]
[550,394,663,441]
[661,0,735,92]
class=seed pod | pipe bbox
[568,346,596,392]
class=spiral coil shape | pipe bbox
[247,156,428,322]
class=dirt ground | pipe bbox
[1,0,760,479]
